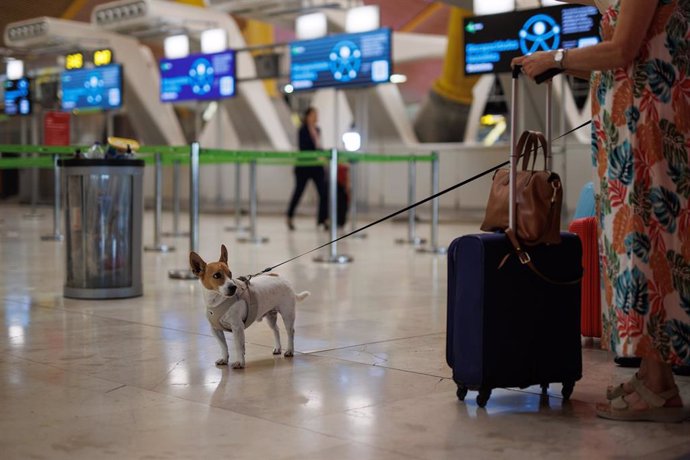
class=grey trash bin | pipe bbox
[60,158,144,299]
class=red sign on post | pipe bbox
[44,112,71,145]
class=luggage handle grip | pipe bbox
[512,65,564,84]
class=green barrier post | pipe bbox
[237,159,269,245]
[396,158,426,246]
[417,151,447,255]
[40,154,64,242]
[348,157,366,239]
[163,159,189,238]
[225,162,250,234]
[169,143,200,280]
[145,151,174,253]
[314,149,352,264]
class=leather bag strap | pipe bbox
[518,131,538,171]
[532,132,549,171]
[502,229,582,286]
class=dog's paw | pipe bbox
[231,361,245,369]
[284,350,294,358]
[215,358,229,366]
[272,348,282,355]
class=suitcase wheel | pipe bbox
[562,382,575,401]
[476,388,492,408]
[456,384,468,402]
[540,383,549,395]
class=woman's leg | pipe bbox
[287,167,309,220]
[312,167,328,225]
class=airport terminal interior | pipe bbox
[1,0,689,458]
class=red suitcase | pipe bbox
[569,217,601,338]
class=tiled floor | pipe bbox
[1,204,688,459]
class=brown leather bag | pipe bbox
[480,130,563,246]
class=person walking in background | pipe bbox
[287,107,328,231]
[513,0,689,422]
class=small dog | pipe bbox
[190,244,310,369]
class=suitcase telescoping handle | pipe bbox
[508,65,564,232]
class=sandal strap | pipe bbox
[630,379,679,408]
[630,372,642,385]
[610,395,629,410]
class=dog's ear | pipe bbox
[219,244,228,264]
[189,252,206,277]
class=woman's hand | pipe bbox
[511,51,558,80]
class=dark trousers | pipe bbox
[287,166,328,224]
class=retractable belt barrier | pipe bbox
[0,144,438,274]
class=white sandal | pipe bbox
[606,372,641,400]
[597,379,687,422]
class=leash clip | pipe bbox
[237,275,252,285]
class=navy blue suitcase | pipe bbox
[446,232,583,407]
[446,68,583,407]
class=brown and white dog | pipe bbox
[190,245,310,368]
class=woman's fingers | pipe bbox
[513,53,556,80]
[511,56,525,67]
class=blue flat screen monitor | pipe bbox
[160,50,236,102]
[4,77,32,116]
[61,64,123,111]
[290,28,392,91]
[464,5,601,75]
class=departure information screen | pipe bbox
[464,5,601,75]
[61,64,123,111]
[4,77,31,115]
[290,28,392,91]
[160,51,236,102]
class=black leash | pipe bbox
[247,119,592,278]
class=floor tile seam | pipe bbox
[23,303,255,342]
[4,300,441,353]
[299,331,444,355]
[269,415,428,460]
[197,404,426,460]
[3,350,416,448]
[292,372,600,422]
[0,296,36,307]
[4,352,137,393]
[128,382,421,458]
[305,352,452,380]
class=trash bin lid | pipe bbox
[58,158,145,167]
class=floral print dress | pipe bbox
[591,0,690,365]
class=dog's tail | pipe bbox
[295,291,311,301]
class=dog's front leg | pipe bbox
[229,323,246,369]
[221,299,247,369]
[212,328,229,365]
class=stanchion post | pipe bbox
[169,143,200,280]
[237,160,268,244]
[162,159,188,238]
[145,152,174,252]
[417,152,447,255]
[396,158,426,246]
[190,143,200,254]
[173,160,181,234]
[314,148,352,264]
[348,158,366,239]
[41,153,64,241]
[225,162,249,233]
[24,116,43,219]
